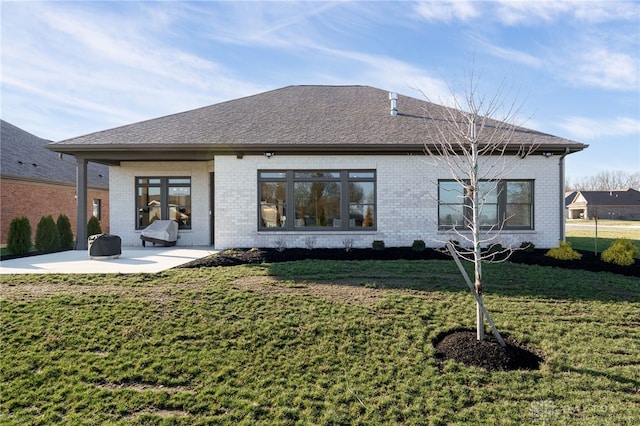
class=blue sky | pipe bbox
[2,1,638,182]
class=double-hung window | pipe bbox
[438,179,533,230]
[136,177,191,230]
[258,170,376,231]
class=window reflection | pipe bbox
[136,177,191,229]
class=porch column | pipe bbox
[76,158,88,250]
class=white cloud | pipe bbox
[184,1,342,48]
[414,1,480,23]
[413,0,639,27]
[494,1,573,25]
[556,116,640,140]
[573,48,639,91]
[477,40,544,68]
[304,44,454,103]
[494,0,639,26]
[0,2,267,139]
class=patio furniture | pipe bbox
[140,220,178,247]
[88,233,121,259]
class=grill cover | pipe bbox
[88,234,121,259]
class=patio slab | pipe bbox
[0,247,217,274]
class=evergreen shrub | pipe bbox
[601,239,640,267]
[56,214,74,249]
[520,241,535,252]
[412,240,426,252]
[545,241,582,261]
[35,215,61,251]
[87,216,102,236]
[7,216,32,255]
[372,240,385,250]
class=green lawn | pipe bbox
[566,219,640,255]
[1,260,639,425]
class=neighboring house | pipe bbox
[566,189,640,220]
[0,120,109,246]
[564,191,578,220]
[47,85,587,250]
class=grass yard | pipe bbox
[1,260,639,425]
[566,220,640,255]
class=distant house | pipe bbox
[564,191,578,219]
[566,189,640,220]
[47,85,587,250]
[0,120,109,246]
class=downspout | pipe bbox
[558,147,570,242]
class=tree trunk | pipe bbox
[470,117,485,341]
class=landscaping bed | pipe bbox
[179,246,640,277]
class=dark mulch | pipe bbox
[0,248,71,262]
[178,247,640,278]
[433,329,543,371]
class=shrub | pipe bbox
[372,240,385,250]
[442,240,461,252]
[35,215,61,251]
[486,243,503,254]
[520,241,535,252]
[6,216,32,255]
[56,214,74,249]
[412,239,426,252]
[87,216,102,236]
[342,238,354,252]
[545,241,582,261]
[304,237,317,250]
[273,237,287,252]
[601,239,640,267]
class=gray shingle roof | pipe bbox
[576,189,640,206]
[1,120,109,188]
[49,85,586,158]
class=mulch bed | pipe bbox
[178,247,640,278]
[433,329,543,371]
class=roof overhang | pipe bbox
[47,142,588,166]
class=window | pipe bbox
[92,199,102,220]
[438,180,533,230]
[258,170,376,231]
[136,177,191,229]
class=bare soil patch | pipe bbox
[0,281,208,301]
[232,275,398,307]
[126,408,189,419]
[93,382,194,394]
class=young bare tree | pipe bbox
[419,73,537,344]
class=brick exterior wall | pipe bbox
[108,155,562,249]
[1,179,109,246]
[109,161,212,247]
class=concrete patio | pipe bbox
[0,247,217,274]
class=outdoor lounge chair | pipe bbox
[140,220,178,247]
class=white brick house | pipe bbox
[48,85,587,250]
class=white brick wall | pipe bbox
[109,161,212,246]
[110,155,562,249]
[214,154,562,249]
